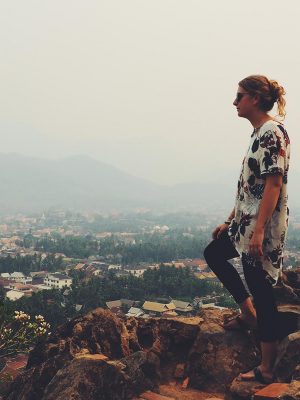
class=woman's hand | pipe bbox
[249,229,264,258]
[212,223,229,240]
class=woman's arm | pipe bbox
[249,174,283,257]
[212,207,235,239]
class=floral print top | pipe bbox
[228,120,290,284]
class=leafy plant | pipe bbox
[0,311,50,358]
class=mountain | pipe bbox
[0,153,298,214]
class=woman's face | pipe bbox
[233,86,257,119]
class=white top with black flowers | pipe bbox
[228,120,290,284]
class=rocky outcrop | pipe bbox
[275,269,300,306]
[4,271,300,400]
[186,308,259,391]
[1,308,260,399]
[275,331,300,382]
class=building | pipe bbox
[5,283,39,300]
[106,299,136,314]
[44,273,72,289]
[194,271,217,280]
[126,307,145,318]
[171,299,194,316]
[0,272,11,279]
[142,301,176,317]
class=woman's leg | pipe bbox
[204,233,256,324]
[241,259,279,380]
[204,232,248,303]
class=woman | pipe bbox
[204,75,290,384]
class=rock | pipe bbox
[187,308,260,391]
[253,383,290,400]
[291,364,300,381]
[275,272,300,305]
[4,304,300,400]
[41,351,160,400]
[284,271,300,289]
[5,354,71,400]
[181,377,189,389]
[228,376,265,400]
[274,331,300,383]
[277,305,300,340]
[27,308,131,371]
[6,351,160,400]
[281,380,300,400]
[139,391,175,399]
[5,309,139,400]
[174,363,185,379]
[137,316,201,382]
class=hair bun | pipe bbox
[269,79,285,102]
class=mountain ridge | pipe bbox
[0,153,298,214]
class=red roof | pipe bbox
[0,354,28,380]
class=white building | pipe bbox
[0,273,11,279]
[44,273,72,289]
[124,268,147,277]
[10,272,25,281]
[6,290,25,301]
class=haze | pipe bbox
[0,0,299,185]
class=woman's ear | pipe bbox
[252,94,260,107]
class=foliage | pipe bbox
[0,311,50,358]
[33,235,99,258]
[0,254,63,275]
[15,227,210,263]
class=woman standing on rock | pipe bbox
[204,75,290,384]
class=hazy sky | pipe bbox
[0,1,299,185]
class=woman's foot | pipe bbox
[239,366,274,384]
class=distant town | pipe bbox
[1,209,300,318]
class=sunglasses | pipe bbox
[235,92,249,103]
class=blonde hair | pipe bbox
[239,75,286,119]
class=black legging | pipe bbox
[203,231,279,342]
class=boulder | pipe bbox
[228,376,265,400]
[187,308,260,391]
[4,302,300,400]
[42,351,160,400]
[274,331,300,382]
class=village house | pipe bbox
[142,301,177,317]
[5,283,38,301]
[126,307,145,318]
[0,272,11,279]
[9,272,32,284]
[44,273,72,289]
[194,271,217,280]
[182,258,209,272]
[106,299,137,314]
[124,268,147,277]
[171,299,194,316]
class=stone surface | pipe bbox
[174,363,185,379]
[27,308,132,370]
[187,308,260,391]
[281,380,300,400]
[274,331,300,382]
[139,391,175,399]
[6,351,160,400]
[254,383,290,400]
[275,271,300,305]
[182,377,189,389]
[229,376,265,400]
[291,364,300,381]
[3,294,300,400]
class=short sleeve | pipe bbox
[258,125,286,177]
